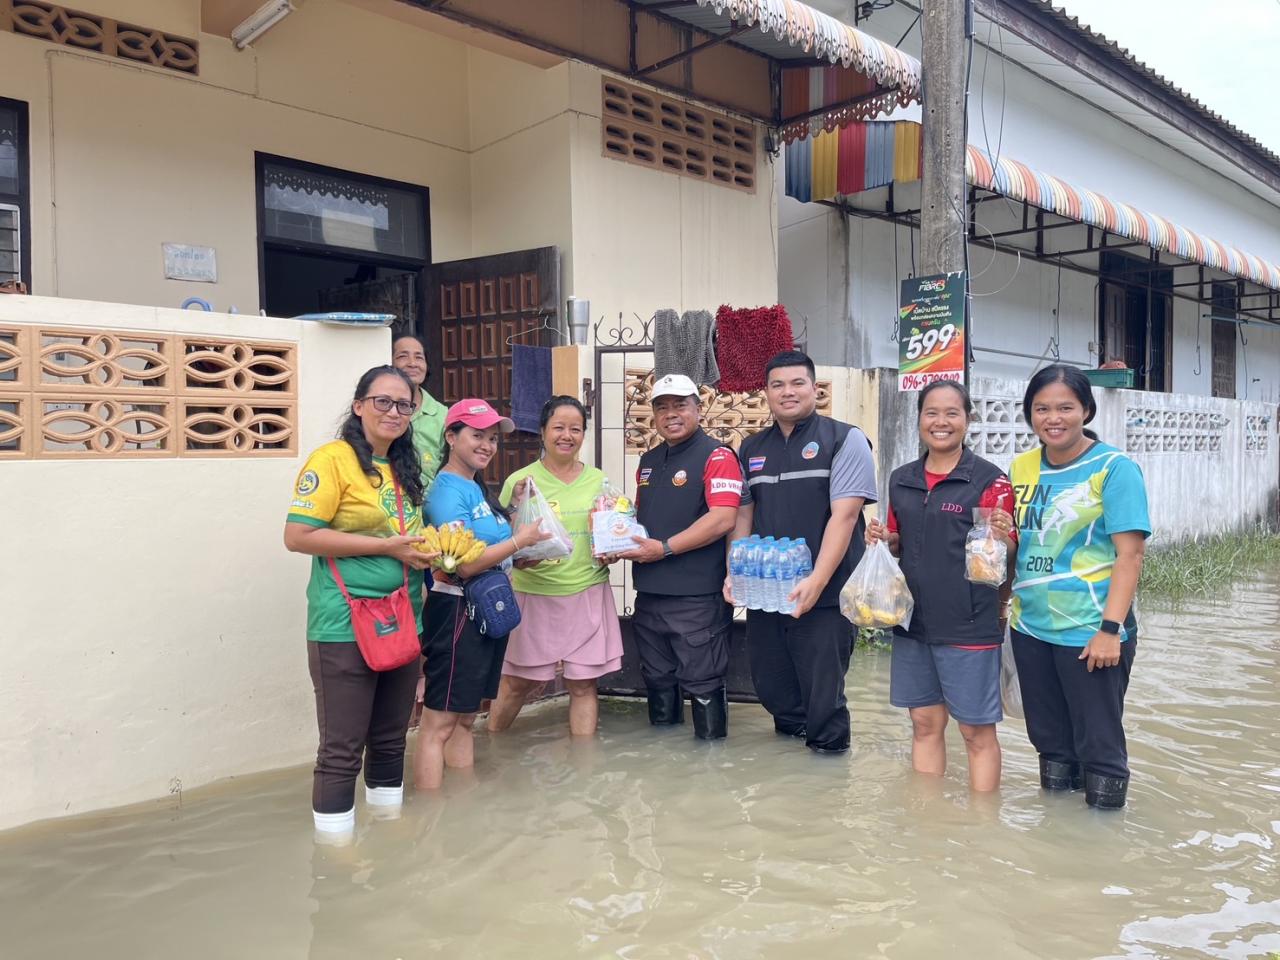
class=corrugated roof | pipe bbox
[1023,1,1280,171]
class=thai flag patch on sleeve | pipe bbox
[748,457,767,473]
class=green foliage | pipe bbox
[855,626,891,651]
[1139,527,1280,600]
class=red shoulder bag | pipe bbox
[326,478,420,671]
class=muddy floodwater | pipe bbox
[2,572,1278,960]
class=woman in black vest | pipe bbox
[865,381,1016,791]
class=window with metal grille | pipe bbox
[600,77,756,193]
[1210,282,1237,399]
[0,98,30,289]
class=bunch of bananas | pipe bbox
[417,522,486,573]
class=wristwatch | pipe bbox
[661,540,674,559]
[1099,619,1121,635]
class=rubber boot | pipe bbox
[1085,772,1129,810]
[1039,757,1082,791]
[646,686,684,726]
[691,688,728,740]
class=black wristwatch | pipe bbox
[661,540,674,559]
[1099,619,1122,635]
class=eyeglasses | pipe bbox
[364,395,415,416]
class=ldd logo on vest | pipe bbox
[802,442,820,460]
[672,470,688,487]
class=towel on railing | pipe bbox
[511,344,552,434]
[714,305,795,393]
[653,309,720,386]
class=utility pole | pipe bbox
[919,0,971,378]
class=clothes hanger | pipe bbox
[504,313,565,346]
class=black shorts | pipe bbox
[422,593,509,715]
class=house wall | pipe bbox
[0,294,389,832]
[779,3,1280,403]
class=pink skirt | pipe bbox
[503,583,624,681]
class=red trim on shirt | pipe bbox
[703,447,745,507]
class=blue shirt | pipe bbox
[425,472,513,592]
[1010,442,1151,646]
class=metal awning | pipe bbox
[785,120,1280,303]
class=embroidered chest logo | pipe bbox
[672,469,688,487]
[801,441,820,460]
[748,456,767,472]
[939,502,965,514]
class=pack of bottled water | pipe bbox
[729,536,812,613]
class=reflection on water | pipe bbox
[2,572,1278,960]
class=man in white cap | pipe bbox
[622,374,745,739]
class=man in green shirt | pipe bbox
[392,334,447,489]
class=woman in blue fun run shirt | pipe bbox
[412,399,548,791]
[990,364,1150,810]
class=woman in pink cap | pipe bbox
[413,399,549,790]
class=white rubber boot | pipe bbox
[365,784,404,819]
[313,807,355,844]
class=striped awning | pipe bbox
[784,121,1280,292]
[694,0,921,100]
[780,66,916,143]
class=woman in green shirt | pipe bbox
[391,333,447,489]
[489,397,623,736]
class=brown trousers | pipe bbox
[307,641,418,813]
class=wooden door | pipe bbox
[423,247,560,485]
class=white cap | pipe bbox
[651,373,699,401]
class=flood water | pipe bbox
[3,572,1278,960]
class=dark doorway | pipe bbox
[1098,251,1172,392]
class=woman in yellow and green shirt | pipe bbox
[488,397,623,736]
[284,365,434,840]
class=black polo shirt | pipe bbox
[739,413,877,608]
[634,429,739,596]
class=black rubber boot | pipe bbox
[1040,757,1082,791]
[691,688,728,740]
[774,721,806,738]
[646,686,683,726]
[1085,772,1129,810]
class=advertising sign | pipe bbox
[898,272,966,391]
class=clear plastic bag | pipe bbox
[839,540,914,630]
[589,477,646,557]
[512,476,574,562]
[1000,624,1023,720]
[965,507,1007,588]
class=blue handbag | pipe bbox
[463,569,522,637]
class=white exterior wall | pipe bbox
[0,296,389,832]
[779,6,1280,401]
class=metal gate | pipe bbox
[586,316,771,701]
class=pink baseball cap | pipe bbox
[445,398,515,433]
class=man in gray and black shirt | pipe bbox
[727,351,878,753]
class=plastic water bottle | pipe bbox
[730,540,749,606]
[745,536,763,609]
[793,538,813,580]
[776,538,797,615]
[760,537,779,612]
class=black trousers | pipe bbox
[307,641,418,814]
[1011,629,1136,780]
[632,592,731,696]
[746,606,853,752]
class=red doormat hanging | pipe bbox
[714,304,795,393]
